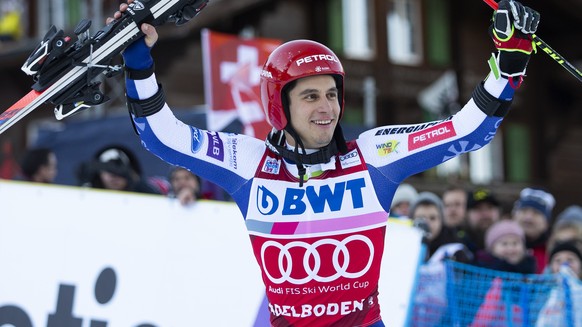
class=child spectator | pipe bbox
[475,219,537,274]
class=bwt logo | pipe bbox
[256,178,366,215]
[0,267,158,327]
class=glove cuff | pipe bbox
[122,37,154,71]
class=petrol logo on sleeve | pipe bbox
[408,121,456,151]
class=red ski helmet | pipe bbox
[260,40,345,131]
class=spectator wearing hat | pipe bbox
[546,205,582,262]
[512,187,555,273]
[474,219,537,274]
[18,147,58,183]
[77,145,161,194]
[389,183,418,219]
[410,191,471,263]
[461,187,502,254]
[547,239,582,279]
[536,239,582,327]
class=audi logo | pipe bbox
[261,235,374,285]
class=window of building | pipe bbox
[327,0,375,60]
[425,0,451,67]
[386,0,423,65]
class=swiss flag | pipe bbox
[201,29,281,140]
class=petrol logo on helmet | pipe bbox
[296,54,339,67]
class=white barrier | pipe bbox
[0,180,422,327]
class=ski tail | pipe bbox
[0,90,43,131]
[0,0,211,135]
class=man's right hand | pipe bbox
[106,0,159,48]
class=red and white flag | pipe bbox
[202,29,281,140]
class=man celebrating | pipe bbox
[110,0,539,325]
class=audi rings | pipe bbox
[260,235,374,285]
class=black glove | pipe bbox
[489,0,540,83]
[167,0,209,26]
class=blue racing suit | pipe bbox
[124,42,515,326]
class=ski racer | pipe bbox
[110,0,539,326]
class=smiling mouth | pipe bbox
[312,119,333,125]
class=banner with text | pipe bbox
[0,180,421,326]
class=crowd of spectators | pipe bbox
[400,182,582,325]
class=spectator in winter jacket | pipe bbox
[511,187,555,273]
[389,183,418,219]
[442,183,468,230]
[475,219,537,274]
[19,147,57,183]
[77,145,162,195]
[168,166,201,206]
[461,187,502,254]
[536,239,582,327]
[548,239,582,279]
[546,206,582,262]
[410,191,471,263]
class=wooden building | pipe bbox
[1,0,581,216]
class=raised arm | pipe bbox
[109,2,265,201]
[356,0,539,201]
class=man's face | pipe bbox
[467,202,500,232]
[443,189,467,228]
[513,207,548,240]
[38,152,58,183]
[286,75,340,149]
[171,169,200,194]
[412,204,442,242]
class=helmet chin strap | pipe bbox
[265,125,346,187]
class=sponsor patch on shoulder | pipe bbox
[206,131,225,161]
[262,156,281,174]
[339,149,361,169]
[375,140,399,157]
[190,127,204,153]
[408,121,456,151]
